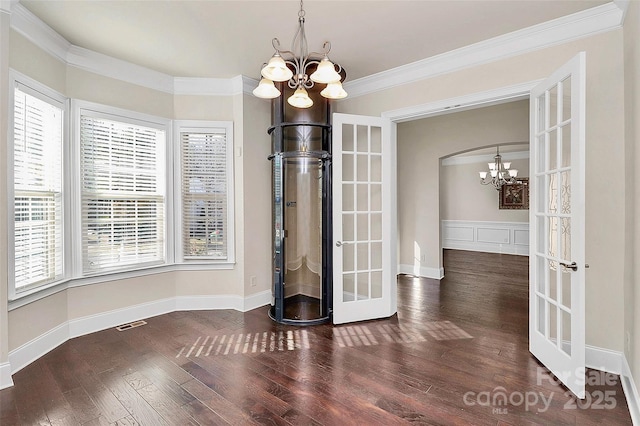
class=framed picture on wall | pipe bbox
[499,178,529,210]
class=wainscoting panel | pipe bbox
[442,220,529,255]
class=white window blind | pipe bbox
[80,113,166,273]
[180,130,229,259]
[13,87,64,291]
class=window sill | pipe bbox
[8,261,236,311]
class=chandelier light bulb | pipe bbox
[261,55,294,82]
[252,78,281,99]
[287,86,313,108]
[503,162,511,169]
[479,171,488,179]
[509,169,518,177]
[320,81,348,99]
[310,57,342,84]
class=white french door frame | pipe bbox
[379,76,586,395]
[332,114,397,324]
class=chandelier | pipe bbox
[252,0,347,108]
[479,147,518,190]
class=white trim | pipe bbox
[174,291,270,312]
[175,295,242,312]
[68,298,175,339]
[382,81,538,123]
[584,346,640,426]
[8,321,69,375]
[5,292,271,383]
[10,3,70,64]
[345,2,624,98]
[441,150,529,166]
[586,344,624,374]
[8,70,69,301]
[398,264,445,280]
[10,3,624,99]
[67,45,175,94]
[1,1,18,14]
[173,120,235,264]
[9,3,253,96]
[0,362,13,390]
[174,75,255,96]
[622,355,640,426]
[442,221,530,256]
[243,290,271,312]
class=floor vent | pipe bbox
[116,320,147,331]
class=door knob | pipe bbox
[336,241,343,247]
[559,261,578,272]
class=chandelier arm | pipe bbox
[282,58,302,75]
[271,38,283,52]
[254,0,347,106]
[307,42,332,59]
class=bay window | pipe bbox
[10,82,65,295]
[78,107,168,274]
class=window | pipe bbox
[79,109,167,274]
[177,122,234,262]
[11,84,65,293]
[8,79,235,302]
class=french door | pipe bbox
[529,52,586,398]
[332,114,396,324]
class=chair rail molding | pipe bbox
[442,220,529,256]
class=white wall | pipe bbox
[440,155,530,222]
[623,0,640,407]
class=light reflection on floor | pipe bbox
[175,321,472,358]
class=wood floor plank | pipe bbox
[180,378,259,425]
[0,387,20,426]
[180,399,230,426]
[62,386,102,424]
[0,249,632,425]
[98,368,169,426]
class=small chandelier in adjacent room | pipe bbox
[479,147,518,190]
[252,0,347,108]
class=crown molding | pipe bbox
[11,2,69,62]
[67,44,175,93]
[344,1,625,98]
[173,75,257,96]
[10,2,625,99]
[1,0,18,14]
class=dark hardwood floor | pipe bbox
[0,249,633,425]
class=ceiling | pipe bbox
[19,0,610,82]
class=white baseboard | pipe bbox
[622,355,640,426]
[243,290,271,312]
[69,298,175,339]
[0,362,14,390]
[398,264,445,279]
[586,345,639,425]
[175,294,243,311]
[174,290,271,313]
[8,321,69,376]
[5,292,271,384]
[586,344,624,374]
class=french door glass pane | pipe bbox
[562,76,572,121]
[549,85,558,128]
[561,309,572,356]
